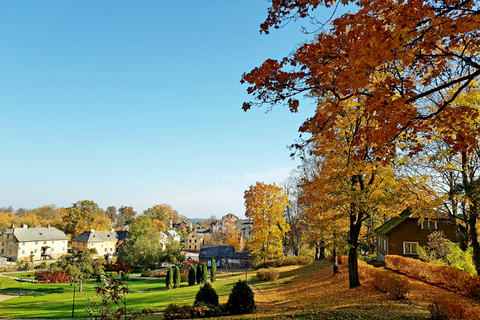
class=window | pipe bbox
[51,248,54,252]
[403,242,418,255]
[35,249,38,253]
[62,248,65,251]
[35,241,38,245]
[421,220,437,230]
[1,249,3,254]
[44,241,47,245]
[22,242,25,246]
[208,261,211,267]
[52,241,55,244]
[21,250,25,255]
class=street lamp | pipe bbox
[71,282,76,318]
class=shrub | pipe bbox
[226,280,256,315]
[385,255,480,298]
[174,266,180,289]
[166,267,173,290]
[254,256,313,269]
[211,258,216,282]
[163,304,208,320]
[371,269,409,300]
[180,267,189,283]
[194,282,219,307]
[196,263,203,284]
[201,263,208,283]
[256,268,279,281]
[188,265,196,286]
[429,296,480,320]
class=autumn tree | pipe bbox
[400,86,480,274]
[242,1,480,163]
[51,248,104,292]
[63,200,110,236]
[244,182,290,263]
[118,205,136,226]
[143,204,178,226]
[296,98,423,287]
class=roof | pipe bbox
[72,230,130,243]
[375,209,412,235]
[165,230,179,238]
[8,227,68,242]
[199,245,234,259]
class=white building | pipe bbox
[0,225,68,261]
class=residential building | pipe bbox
[199,245,252,268]
[165,229,181,243]
[0,225,68,261]
[184,231,204,253]
[375,210,461,262]
[72,229,130,255]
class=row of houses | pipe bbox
[0,211,461,264]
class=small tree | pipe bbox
[210,259,216,283]
[166,267,173,290]
[188,265,196,286]
[201,263,208,283]
[174,266,180,289]
[194,282,219,307]
[196,263,203,284]
[226,281,256,315]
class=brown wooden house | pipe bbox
[375,210,460,262]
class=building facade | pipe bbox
[0,225,68,261]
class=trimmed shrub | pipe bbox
[385,255,480,298]
[371,269,409,300]
[254,256,313,269]
[256,268,279,281]
[201,263,208,283]
[194,282,219,307]
[180,267,189,283]
[226,280,256,315]
[188,265,196,286]
[196,263,203,284]
[211,258,216,282]
[429,296,480,320]
[163,303,208,320]
[166,267,173,290]
[174,266,180,289]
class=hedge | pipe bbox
[385,255,480,298]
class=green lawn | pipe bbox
[0,274,238,319]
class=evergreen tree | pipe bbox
[201,263,208,283]
[196,263,203,284]
[188,265,196,286]
[226,281,256,315]
[211,259,216,282]
[166,267,173,290]
[174,266,180,289]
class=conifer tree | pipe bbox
[166,267,173,290]
[210,259,216,282]
[174,266,180,289]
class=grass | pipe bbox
[3,261,480,319]
[0,273,236,319]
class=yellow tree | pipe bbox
[244,182,290,263]
[297,98,426,287]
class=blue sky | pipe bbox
[0,1,344,218]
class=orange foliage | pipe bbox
[385,255,480,298]
[243,0,480,159]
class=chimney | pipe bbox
[111,228,114,232]
[23,224,28,229]
[90,229,95,233]
[47,224,51,228]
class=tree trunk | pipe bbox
[315,244,320,260]
[469,216,480,275]
[348,210,363,288]
[78,282,83,293]
[332,246,339,274]
[318,241,327,260]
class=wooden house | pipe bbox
[375,210,460,262]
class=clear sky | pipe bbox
[0,1,344,218]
